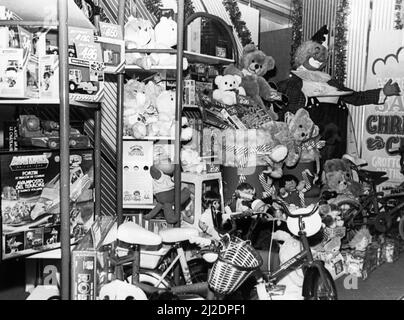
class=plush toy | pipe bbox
[181,146,205,174]
[143,165,191,224]
[224,44,282,120]
[99,280,147,300]
[212,74,246,105]
[260,108,320,176]
[125,17,157,69]
[153,17,187,68]
[155,90,176,136]
[124,79,149,139]
[279,174,310,208]
[349,227,372,251]
[270,230,304,300]
[323,170,359,207]
[320,204,344,229]
[323,158,363,197]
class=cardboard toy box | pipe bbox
[39,55,59,99]
[94,36,125,74]
[1,149,95,260]
[122,141,154,207]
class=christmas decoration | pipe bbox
[74,0,110,23]
[289,0,303,69]
[222,0,252,47]
[334,0,349,85]
[395,0,404,29]
[143,0,163,21]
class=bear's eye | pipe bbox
[225,82,228,85]
[299,125,303,128]
[138,26,142,30]
[252,60,255,63]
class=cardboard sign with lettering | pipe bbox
[362,30,404,186]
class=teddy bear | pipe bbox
[259,108,320,176]
[150,16,188,69]
[224,43,283,120]
[323,170,358,206]
[323,158,363,197]
[181,146,206,174]
[212,74,246,106]
[124,17,157,69]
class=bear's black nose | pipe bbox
[301,133,306,137]
[254,64,260,70]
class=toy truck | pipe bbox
[69,69,98,94]
[17,115,90,149]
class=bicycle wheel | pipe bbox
[307,268,337,300]
[399,217,404,240]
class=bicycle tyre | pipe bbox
[306,268,337,300]
[399,217,404,241]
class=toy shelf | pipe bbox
[0,98,100,110]
[123,136,175,141]
[184,51,235,65]
[0,146,94,155]
[123,204,156,210]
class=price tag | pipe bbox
[75,42,103,62]
[99,22,123,40]
[68,27,95,45]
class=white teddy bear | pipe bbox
[212,74,246,105]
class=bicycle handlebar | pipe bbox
[271,198,319,218]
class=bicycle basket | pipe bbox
[208,235,263,295]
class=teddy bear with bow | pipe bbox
[224,44,285,120]
[212,74,246,106]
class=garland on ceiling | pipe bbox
[74,0,110,23]
[222,0,252,47]
[289,0,303,69]
[395,0,404,29]
[143,0,195,21]
[334,0,349,85]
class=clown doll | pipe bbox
[277,25,401,161]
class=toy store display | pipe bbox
[124,16,188,70]
[1,149,94,260]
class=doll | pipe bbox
[224,183,256,215]
[279,174,311,209]
[199,191,230,240]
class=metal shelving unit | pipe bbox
[116,0,185,227]
[0,0,102,300]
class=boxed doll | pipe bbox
[39,55,59,99]
[0,48,25,98]
[122,141,154,207]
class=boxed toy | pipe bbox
[1,149,95,260]
[123,141,154,207]
[94,36,125,74]
[39,54,59,99]
[0,48,25,98]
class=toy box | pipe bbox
[94,36,125,74]
[39,55,59,99]
[0,48,25,98]
[122,141,154,207]
[0,149,95,260]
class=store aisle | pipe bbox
[336,254,404,300]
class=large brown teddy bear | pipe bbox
[224,44,282,120]
[259,108,320,178]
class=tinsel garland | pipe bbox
[334,0,349,85]
[222,0,252,47]
[289,0,303,69]
[395,0,404,29]
[74,0,110,23]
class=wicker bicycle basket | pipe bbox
[208,235,263,295]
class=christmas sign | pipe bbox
[362,30,404,186]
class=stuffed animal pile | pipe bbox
[125,16,188,70]
[224,44,285,120]
[124,79,192,140]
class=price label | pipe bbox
[75,42,103,62]
[68,27,95,45]
[99,22,123,40]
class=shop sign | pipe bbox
[363,30,404,186]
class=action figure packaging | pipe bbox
[0,149,95,260]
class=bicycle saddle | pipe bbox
[159,227,199,244]
[358,169,387,180]
[117,222,162,246]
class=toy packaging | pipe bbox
[39,55,59,99]
[94,36,125,74]
[1,149,95,260]
[0,48,25,98]
[122,141,154,207]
